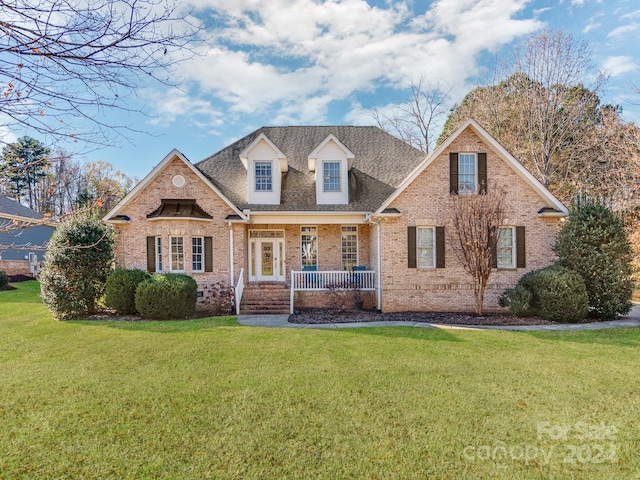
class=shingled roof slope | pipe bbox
[195,126,426,212]
[0,195,43,219]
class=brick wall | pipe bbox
[380,126,564,313]
[112,157,238,310]
[0,260,30,276]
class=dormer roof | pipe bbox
[239,133,288,173]
[308,134,355,172]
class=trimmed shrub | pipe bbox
[104,268,151,315]
[498,284,534,317]
[134,274,197,319]
[518,265,588,323]
[0,270,9,290]
[554,200,634,319]
[40,214,113,320]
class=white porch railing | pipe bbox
[235,268,245,315]
[290,270,375,314]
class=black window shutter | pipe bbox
[516,226,526,268]
[407,226,416,268]
[146,236,156,273]
[204,237,213,272]
[478,153,487,193]
[490,227,498,269]
[449,153,459,194]
[435,226,445,268]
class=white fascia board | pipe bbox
[249,211,370,225]
[376,119,568,215]
[239,133,288,172]
[102,149,246,222]
[308,134,355,172]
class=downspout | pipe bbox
[375,218,382,312]
[228,222,234,287]
[365,213,383,312]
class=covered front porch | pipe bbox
[234,220,380,314]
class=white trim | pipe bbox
[155,236,163,273]
[340,225,358,270]
[308,134,355,172]
[497,226,516,269]
[240,133,288,173]
[191,236,204,273]
[376,119,568,215]
[416,226,436,269]
[169,235,185,273]
[248,211,369,225]
[103,149,246,223]
[457,152,478,196]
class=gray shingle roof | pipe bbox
[195,126,426,212]
[0,195,42,219]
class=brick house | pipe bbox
[0,195,55,276]
[104,119,567,314]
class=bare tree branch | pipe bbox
[0,0,201,148]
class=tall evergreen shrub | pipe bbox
[554,200,633,319]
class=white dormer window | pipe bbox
[323,161,341,192]
[309,134,354,205]
[255,161,272,192]
[240,133,286,205]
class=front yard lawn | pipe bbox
[1,281,639,479]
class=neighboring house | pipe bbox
[104,119,568,314]
[0,195,56,276]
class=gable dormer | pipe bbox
[308,134,354,205]
[240,133,287,205]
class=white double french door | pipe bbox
[249,230,285,282]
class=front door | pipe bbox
[249,231,285,282]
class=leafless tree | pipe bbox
[447,188,507,316]
[515,29,607,188]
[371,77,451,153]
[0,0,200,147]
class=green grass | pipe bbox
[1,281,639,479]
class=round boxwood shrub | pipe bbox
[0,270,9,290]
[518,265,588,323]
[134,273,197,319]
[104,268,151,315]
[498,284,534,317]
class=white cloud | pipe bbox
[157,0,544,125]
[607,23,640,38]
[602,55,638,77]
[142,88,225,128]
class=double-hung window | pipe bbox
[417,227,435,268]
[301,226,318,268]
[170,236,185,272]
[341,226,358,271]
[458,153,477,195]
[255,161,272,192]
[192,237,204,272]
[497,227,516,269]
[155,237,163,272]
[323,162,341,192]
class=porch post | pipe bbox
[228,222,235,287]
[375,220,382,311]
[290,270,295,314]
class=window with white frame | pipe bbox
[301,226,317,268]
[341,226,358,270]
[255,161,272,191]
[417,227,435,268]
[170,236,185,272]
[323,161,341,192]
[155,237,163,272]
[497,227,515,268]
[458,153,477,195]
[192,237,203,272]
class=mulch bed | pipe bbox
[289,308,558,326]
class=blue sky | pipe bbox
[12,0,640,179]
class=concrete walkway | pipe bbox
[237,304,640,331]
